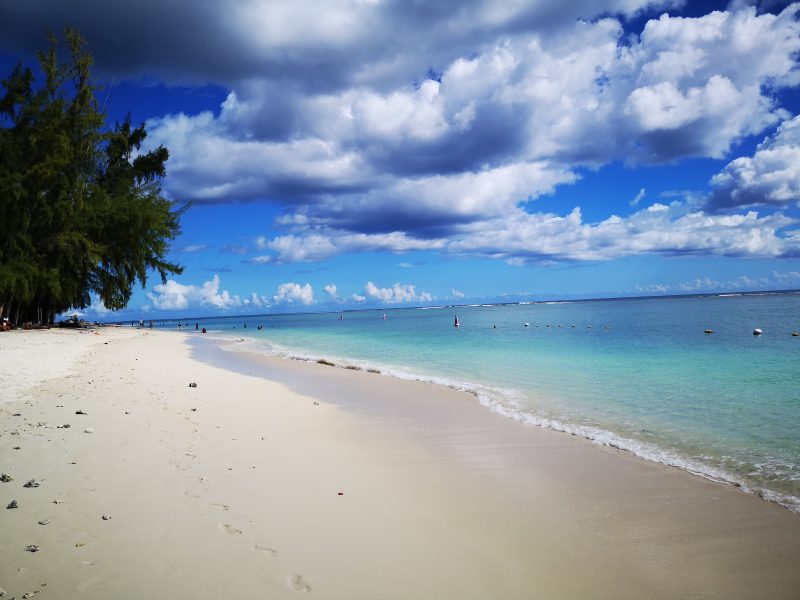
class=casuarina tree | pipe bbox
[0,29,184,327]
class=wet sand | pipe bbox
[1,328,798,599]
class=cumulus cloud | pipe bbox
[446,201,800,261]
[323,284,340,301]
[273,282,315,305]
[452,288,466,299]
[147,275,241,310]
[364,281,433,303]
[129,3,800,268]
[709,114,800,210]
[635,270,800,294]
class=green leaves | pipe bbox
[0,28,183,324]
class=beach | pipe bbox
[1,327,799,599]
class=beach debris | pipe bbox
[75,410,86,415]
[38,519,50,525]
[22,591,41,598]
[81,560,96,566]
[75,542,85,547]
[6,499,18,509]
[313,401,319,406]
[83,427,94,434]
[57,424,70,428]
[0,586,5,596]
[101,514,111,520]
[753,328,763,336]
[12,412,21,417]
[13,446,21,450]
[0,473,12,482]
[11,429,20,435]
[316,359,335,367]
[188,382,198,388]
[337,491,344,496]
[52,499,63,504]
[191,408,197,411]
[25,544,40,553]
[23,479,40,488]
[289,574,311,593]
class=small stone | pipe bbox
[83,427,94,434]
[75,410,86,415]
[12,446,21,450]
[24,479,40,488]
[25,544,40,553]
[23,591,40,598]
[188,382,198,388]
[57,424,70,429]
[101,514,111,520]
[12,412,21,416]
[11,429,20,435]
[6,499,18,509]
[0,473,12,482]
[38,519,50,525]
[190,408,197,411]
[52,499,63,504]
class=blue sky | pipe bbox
[2,0,800,319]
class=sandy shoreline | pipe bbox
[1,328,799,599]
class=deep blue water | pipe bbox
[161,292,800,511]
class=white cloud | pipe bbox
[451,288,465,298]
[273,282,315,305]
[323,284,340,301]
[351,293,366,303]
[710,114,800,209]
[630,188,646,207]
[147,275,242,310]
[259,231,444,263]
[180,244,209,253]
[364,281,433,303]
[143,5,800,221]
[246,292,271,307]
[446,201,800,261]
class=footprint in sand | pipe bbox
[288,574,311,592]
[210,503,230,511]
[219,523,242,535]
[254,544,278,558]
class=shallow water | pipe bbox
[164,292,800,511]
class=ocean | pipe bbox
[166,292,800,512]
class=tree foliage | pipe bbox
[0,29,184,326]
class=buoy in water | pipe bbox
[753,328,762,336]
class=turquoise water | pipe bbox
[173,292,800,511]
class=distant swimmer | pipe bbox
[201,327,207,334]
[454,315,460,327]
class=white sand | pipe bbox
[1,328,798,599]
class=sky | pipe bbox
[2,0,800,319]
